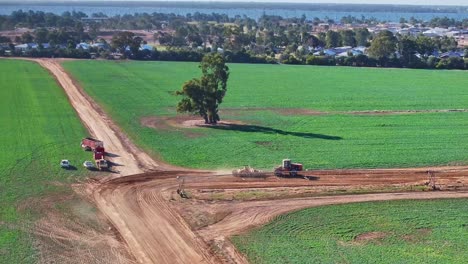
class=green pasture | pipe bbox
[232,199,468,264]
[62,61,468,169]
[0,60,91,263]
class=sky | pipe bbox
[5,1,467,6]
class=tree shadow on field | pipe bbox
[206,124,342,140]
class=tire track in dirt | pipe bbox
[97,168,467,263]
[198,191,468,240]
[93,173,216,264]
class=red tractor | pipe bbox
[274,159,303,177]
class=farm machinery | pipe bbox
[81,137,108,170]
[232,165,267,178]
[274,159,303,177]
[232,159,304,178]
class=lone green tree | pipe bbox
[176,53,230,124]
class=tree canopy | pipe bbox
[368,30,398,60]
[176,53,230,124]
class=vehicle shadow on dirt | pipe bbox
[279,175,321,180]
[63,165,78,171]
[205,124,342,140]
[105,161,124,174]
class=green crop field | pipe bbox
[232,199,468,264]
[63,61,468,169]
[0,60,92,263]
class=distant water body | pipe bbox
[1,4,467,22]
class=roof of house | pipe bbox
[76,43,90,49]
[439,51,463,58]
[15,43,31,49]
[139,44,154,51]
[91,43,108,48]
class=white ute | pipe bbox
[60,159,70,168]
[83,160,95,169]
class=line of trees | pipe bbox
[0,10,467,69]
[304,54,467,70]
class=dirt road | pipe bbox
[93,172,216,264]
[35,59,214,263]
[36,59,158,176]
[96,169,467,263]
[198,191,468,239]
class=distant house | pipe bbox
[110,52,123,60]
[336,49,364,57]
[439,51,464,59]
[15,43,53,52]
[76,43,90,50]
[81,17,108,23]
[423,28,449,37]
[333,46,353,54]
[91,42,110,50]
[398,28,410,35]
[314,46,355,57]
[408,27,423,36]
[31,43,51,49]
[15,43,33,51]
[314,49,336,56]
[139,44,154,51]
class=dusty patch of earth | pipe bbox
[181,119,246,128]
[355,231,389,242]
[189,184,430,201]
[19,192,135,264]
[402,228,432,243]
[141,115,246,134]
[175,200,232,230]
